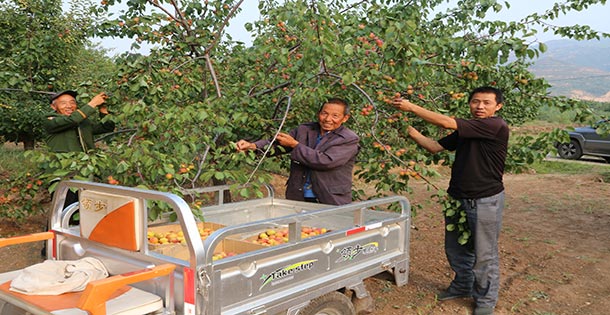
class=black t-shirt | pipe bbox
[438,116,509,199]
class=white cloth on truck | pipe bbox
[9,257,108,295]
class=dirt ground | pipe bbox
[1,163,609,315]
[365,168,610,315]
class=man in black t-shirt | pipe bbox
[392,86,508,315]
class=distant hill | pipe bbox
[529,38,610,102]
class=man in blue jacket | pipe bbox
[236,98,360,205]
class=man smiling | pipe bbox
[237,98,360,205]
[44,90,115,153]
[40,90,117,256]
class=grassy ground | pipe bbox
[0,143,29,174]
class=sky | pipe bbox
[95,1,610,55]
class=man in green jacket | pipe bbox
[44,90,115,152]
[41,90,116,256]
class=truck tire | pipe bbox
[557,139,582,160]
[300,291,356,315]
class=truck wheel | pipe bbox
[300,291,356,315]
[557,139,582,160]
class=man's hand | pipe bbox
[99,105,110,115]
[276,133,299,148]
[88,92,108,108]
[392,94,414,112]
[236,140,256,151]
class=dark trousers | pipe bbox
[304,197,320,203]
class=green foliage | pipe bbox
[536,105,579,124]
[530,159,610,175]
[435,190,470,245]
[0,146,34,174]
[0,146,45,220]
[0,94,49,148]
[585,100,610,118]
[2,0,609,228]
[506,127,569,173]
[536,99,609,126]
[0,0,115,148]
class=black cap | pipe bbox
[50,90,77,103]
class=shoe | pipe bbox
[473,306,494,315]
[436,289,472,301]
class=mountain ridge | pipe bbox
[529,38,610,102]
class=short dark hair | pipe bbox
[320,97,350,115]
[468,86,504,105]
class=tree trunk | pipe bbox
[20,135,36,151]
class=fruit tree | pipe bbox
[2,0,608,224]
[0,0,115,150]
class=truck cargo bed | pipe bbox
[0,180,411,315]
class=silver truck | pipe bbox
[0,180,411,315]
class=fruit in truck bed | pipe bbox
[212,251,237,261]
[148,226,216,245]
[252,227,328,246]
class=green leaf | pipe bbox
[343,43,353,55]
[214,172,225,180]
[116,160,130,173]
[458,235,469,245]
[341,72,355,86]
[539,42,547,53]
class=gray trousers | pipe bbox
[444,190,504,308]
